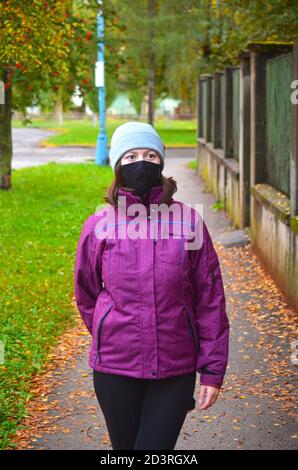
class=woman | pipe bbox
[74,121,230,450]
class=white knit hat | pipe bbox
[109,121,165,172]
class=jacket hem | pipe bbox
[90,360,198,380]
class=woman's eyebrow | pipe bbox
[125,150,156,155]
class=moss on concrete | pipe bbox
[251,183,291,225]
[290,215,298,234]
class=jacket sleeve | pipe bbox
[190,219,230,388]
[74,216,103,335]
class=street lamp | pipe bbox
[95,0,108,166]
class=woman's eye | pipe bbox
[126,153,156,159]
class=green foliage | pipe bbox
[108,0,204,115]
[2,0,297,117]
[204,0,298,70]
[0,0,74,113]
[0,0,122,116]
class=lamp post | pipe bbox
[95,0,108,166]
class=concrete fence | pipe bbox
[196,41,298,310]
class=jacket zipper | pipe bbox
[95,304,113,364]
[184,305,199,353]
[152,219,158,377]
[148,213,158,243]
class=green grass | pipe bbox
[0,162,113,449]
[187,159,198,171]
[211,200,224,211]
[12,117,197,147]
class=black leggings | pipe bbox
[93,370,197,450]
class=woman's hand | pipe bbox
[198,384,220,410]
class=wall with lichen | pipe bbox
[197,142,240,227]
[251,184,298,309]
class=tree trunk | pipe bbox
[148,50,155,126]
[0,67,13,190]
[147,0,156,126]
[141,95,148,119]
[54,87,64,125]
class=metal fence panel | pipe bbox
[266,52,293,196]
[220,74,225,150]
[232,68,240,161]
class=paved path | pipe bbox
[12,128,95,169]
[9,134,298,450]
[11,128,194,169]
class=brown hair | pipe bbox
[104,159,178,207]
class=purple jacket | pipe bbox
[74,185,229,388]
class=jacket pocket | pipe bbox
[95,303,113,364]
[154,223,195,268]
[184,304,199,353]
[154,226,185,266]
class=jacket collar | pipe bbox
[117,184,170,209]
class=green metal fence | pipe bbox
[232,68,240,161]
[266,52,293,197]
[198,53,293,196]
[201,79,207,139]
[220,73,225,150]
[211,77,215,143]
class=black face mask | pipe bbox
[121,160,162,197]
